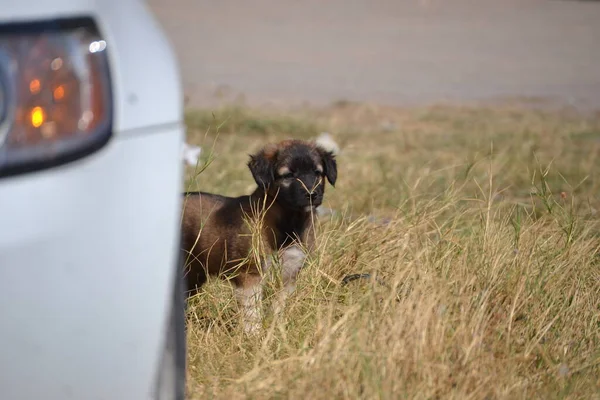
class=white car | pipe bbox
[0,0,186,399]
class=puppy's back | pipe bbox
[182,191,225,220]
[181,191,254,290]
[181,191,230,255]
[181,191,251,231]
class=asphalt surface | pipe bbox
[146,0,600,109]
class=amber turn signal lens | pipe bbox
[29,79,41,94]
[53,85,65,101]
[30,107,45,128]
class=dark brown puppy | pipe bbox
[181,139,337,333]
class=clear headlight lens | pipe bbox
[0,18,112,177]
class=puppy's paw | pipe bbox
[241,319,262,336]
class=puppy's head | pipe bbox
[248,139,337,212]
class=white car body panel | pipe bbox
[0,0,185,399]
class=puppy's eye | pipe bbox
[315,170,324,176]
[280,172,294,179]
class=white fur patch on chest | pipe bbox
[278,244,306,281]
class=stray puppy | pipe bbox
[181,139,337,333]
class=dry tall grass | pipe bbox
[182,103,600,399]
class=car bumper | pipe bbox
[0,124,184,399]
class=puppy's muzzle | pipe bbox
[305,192,318,202]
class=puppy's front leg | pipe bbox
[272,245,306,317]
[234,273,263,335]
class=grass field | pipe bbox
[182,102,600,399]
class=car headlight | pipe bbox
[0,17,112,178]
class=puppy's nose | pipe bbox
[306,192,318,202]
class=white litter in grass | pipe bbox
[315,132,341,155]
[380,120,397,132]
[182,142,202,166]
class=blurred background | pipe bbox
[147,0,600,111]
[156,2,600,397]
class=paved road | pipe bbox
[147,0,600,109]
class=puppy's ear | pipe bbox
[248,147,276,189]
[317,146,337,187]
